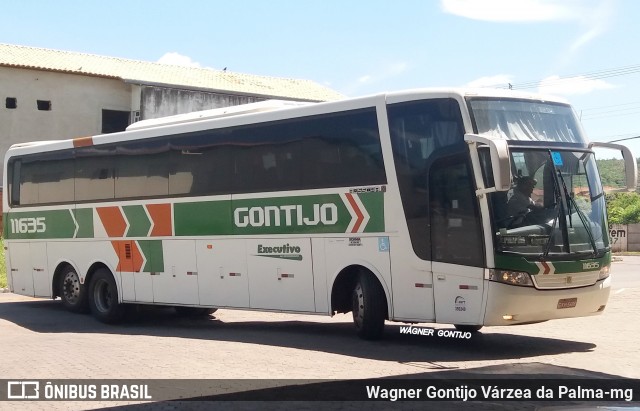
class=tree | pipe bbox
[605,192,640,225]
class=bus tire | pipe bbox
[454,324,483,333]
[88,268,125,324]
[59,265,89,313]
[352,272,386,340]
[174,307,217,317]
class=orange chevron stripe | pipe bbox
[97,207,127,237]
[111,240,144,273]
[147,203,172,236]
[73,136,94,147]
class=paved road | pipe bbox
[0,257,638,410]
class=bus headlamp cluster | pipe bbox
[489,269,534,287]
[598,264,610,280]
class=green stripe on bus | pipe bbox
[173,193,385,236]
[231,194,350,235]
[494,253,611,275]
[5,209,76,239]
[359,192,385,233]
[4,192,386,239]
[138,240,164,272]
[123,205,151,237]
[74,208,94,238]
[174,201,233,236]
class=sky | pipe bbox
[2,0,640,156]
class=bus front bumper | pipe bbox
[483,277,611,326]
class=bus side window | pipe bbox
[429,156,484,267]
[9,160,21,205]
[114,140,169,199]
[19,157,74,205]
[75,148,115,201]
[19,161,39,205]
[387,98,465,261]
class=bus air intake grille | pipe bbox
[531,271,599,289]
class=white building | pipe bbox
[0,43,344,180]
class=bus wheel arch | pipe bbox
[84,262,116,294]
[331,265,389,340]
[53,262,88,313]
[87,265,125,324]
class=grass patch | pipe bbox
[0,237,6,288]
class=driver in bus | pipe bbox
[507,176,540,217]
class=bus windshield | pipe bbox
[486,148,609,257]
[468,98,585,144]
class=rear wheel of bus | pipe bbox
[88,268,125,323]
[58,265,89,313]
[352,272,386,340]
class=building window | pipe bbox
[6,97,17,109]
[102,109,130,133]
[37,100,52,111]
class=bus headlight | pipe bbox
[598,264,610,280]
[489,269,534,287]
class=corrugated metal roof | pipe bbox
[0,43,344,102]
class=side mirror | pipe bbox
[464,133,511,192]
[589,142,638,192]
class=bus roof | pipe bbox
[126,100,311,131]
[383,87,569,104]
[5,87,571,158]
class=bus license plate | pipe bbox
[557,298,577,309]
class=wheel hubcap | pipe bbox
[62,271,80,304]
[352,283,364,330]
[94,280,112,313]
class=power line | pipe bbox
[510,64,640,90]
[480,64,640,140]
[581,107,640,121]
[490,64,640,91]
[580,100,640,112]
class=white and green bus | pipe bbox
[3,89,637,339]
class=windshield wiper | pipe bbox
[541,150,571,258]
[542,159,564,258]
[563,182,598,257]
[554,159,598,257]
[542,200,561,258]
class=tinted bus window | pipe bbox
[387,98,465,260]
[9,107,387,206]
[75,147,115,201]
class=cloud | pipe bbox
[440,0,574,22]
[157,52,202,68]
[465,74,514,88]
[537,75,616,96]
[347,61,410,93]
[568,1,614,53]
[441,0,615,55]
[358,75,373,84]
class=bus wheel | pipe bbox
[454,324,483,333]
[351,273,386,340]
[88,268,125,324]
[174,307,217,317]
[59,265,88,313]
